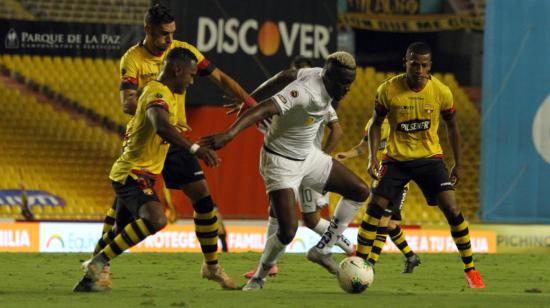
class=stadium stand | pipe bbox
[0,54,129,127]
[0,0,35,20]
[0,80,120,220]
[18,0,149,24]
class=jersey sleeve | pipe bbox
[374,83,390,116]
[271,83,311,116]
[119,52,139,90]
[176,41,216,77]
[143,86,170,113]
[440,87,456,120]
[325,105,338,124]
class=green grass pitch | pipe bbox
[0,253,548,307]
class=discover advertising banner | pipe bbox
[165,0,337,106]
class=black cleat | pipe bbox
[403,254,421,273]
[73,277,108,292]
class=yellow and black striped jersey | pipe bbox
[110,80,179,183]
[374,73,455,161]
[119,40,214,128]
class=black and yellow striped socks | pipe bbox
[193,196,219,265]
[93,201,117,256]
[101,201,117,234]
[367,227,388,264]
[447,213,475,272]
[389,225,414,258]
[93,228,116,256]
[356,203,385,259]
[101,218,153,261]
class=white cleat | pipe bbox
[307,247,339,275]
[242,277,264,291]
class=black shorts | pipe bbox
[372,157,453,210]
[372,180,408,221]
[162,145,205,189]
[112,175,159,227]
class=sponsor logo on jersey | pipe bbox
[397,119,431,132]
[276,94,287,104]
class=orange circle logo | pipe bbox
[258,21,280,56]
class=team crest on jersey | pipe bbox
[424,103,434,114]
[290,90,299,98]
[304,116,315,125]
[155,93,163,99]
[277,94,288,104]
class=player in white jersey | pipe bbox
[201,51,370,290]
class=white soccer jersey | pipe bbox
[313,105,338,149]
[265,67,333,159]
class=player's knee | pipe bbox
[387,220,399,230]
[148,214,167,232]
[192,195,215,213]
[277,224,298,244]
[351,181,370,202]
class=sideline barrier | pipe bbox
[0,222,496,253]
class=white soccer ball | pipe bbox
[336,256,374,293]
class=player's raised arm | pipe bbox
[200,99,280,150]
[223,69,299,115]
[147,106,219,168]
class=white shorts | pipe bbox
[298,186,329,213]
[259,146,333,200]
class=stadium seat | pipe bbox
[0,82,118,220]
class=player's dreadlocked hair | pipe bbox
[326,51,356,70]
[144,3,175,26]
[406,42,432,57]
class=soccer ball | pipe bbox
[336,256,374,293]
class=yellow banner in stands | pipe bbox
[339,13,484,32]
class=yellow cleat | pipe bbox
[201,263,238,290]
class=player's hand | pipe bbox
[195,147,221,168]
[450,164,460,186]
[335,152,350,161]
[199,132,233,150]
[176,120,192,132]
[367,158,380,180]
[223,95,248,116]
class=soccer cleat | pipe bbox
[201,263,238,290]
[403,254,421,273]
[97,264,112,290]
[242,277,265,291]
[465,269,486,288]
[306,247,339,275]
[243,264,279,279]
[80,258,104,282]
[73,277,108,292]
